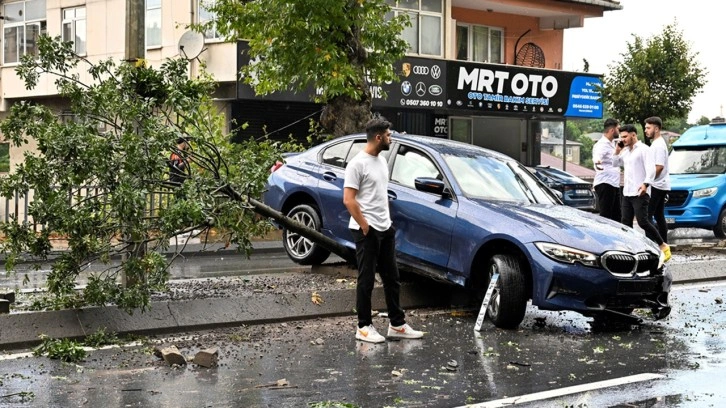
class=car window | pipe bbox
[391,147,442,189]
[321,141,352,168]
[344,140,366,166]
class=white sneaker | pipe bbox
[387,323,424,339]
[356,324,385,343]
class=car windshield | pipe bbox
[443,153,558,204]
[670,147,726,174]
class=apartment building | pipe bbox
[0,0,621,171]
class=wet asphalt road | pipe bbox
[0,282,723,408]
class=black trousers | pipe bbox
[622,195,665,245]
[595,183,622,222]
[351,227,405,328]
[648,187,669,244]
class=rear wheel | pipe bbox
[713,208,726,239]
[283,204,331,265]
[485,254,527,329]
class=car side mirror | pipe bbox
[414,177,446,195]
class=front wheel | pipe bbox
[283,204,331,265]
[485,254,527,329]
[714,208,726,239]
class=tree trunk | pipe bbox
[320,94,372,138]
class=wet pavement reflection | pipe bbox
[0,283,724,407]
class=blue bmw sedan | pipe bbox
[263,133,670,329]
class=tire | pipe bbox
[282,204,331,265]
[713,208,726,239]
[485,254,527,329]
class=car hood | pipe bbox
[670,173,722,190]
[470,200,659,255]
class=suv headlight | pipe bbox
[693,187,717,198]
[535,242,599,267]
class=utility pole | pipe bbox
[122,0,146,288]
[125,0,145,64]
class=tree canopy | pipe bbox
[0,36,297,312]
[601,22,706,127]
[206,0,410,137]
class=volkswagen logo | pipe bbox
[415,82,426,97]
[428,84,442,96]
[401,81,412,96]
[412,66,429,75]
[430,65,441,79]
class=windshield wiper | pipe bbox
[508,163,535,203]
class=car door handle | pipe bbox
[388,190,397,200]
[323,172,337,181]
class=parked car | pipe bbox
[666,118,726,238]
[263,133,670,329]
[530,165,596,211]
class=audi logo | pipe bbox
[412,66,429,75]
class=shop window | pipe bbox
[3,0,47,64]
[386,0,442,57]
[456,23,503,63]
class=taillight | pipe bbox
[270,161,284,173]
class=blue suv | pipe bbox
[667,118,726,238]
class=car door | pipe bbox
[388,144,457,276]
[316,138,367,244]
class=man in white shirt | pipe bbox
[613,124,671,262]
[644,116,670,243]
[344,118,424,343]
[592,118,622,221]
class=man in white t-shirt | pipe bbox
[592,118,622,221]
[644,116,670,244]
[343,118,424,344]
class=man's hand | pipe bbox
[638,184,648,196]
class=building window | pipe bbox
[3,0,47,64]
[146,0,161,48]
[199,0,221,41]
[456,24,503,63]
[386,0,442,57]
[62,7,86,55]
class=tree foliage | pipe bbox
[601,22,706,127]
[0,36,298,312]
[206,0,410,137]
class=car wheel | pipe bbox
[283,204,331,265]
[713,208,726,239]
[485,254,527,329]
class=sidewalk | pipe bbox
[1,241,726,350]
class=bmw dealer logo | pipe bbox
[401,81,412,96]
[415,82,426,97]
[430,65,441,79]
[428,84,442,96]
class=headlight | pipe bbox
[535,242,600,267]
[693,187,717,198]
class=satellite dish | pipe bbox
[178,30,205,60]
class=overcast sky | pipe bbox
[562,0,722,123]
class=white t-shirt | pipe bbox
[344,151,392,231]
[592,135,621,188]
[613,141,654,197]
[650,136,671,191]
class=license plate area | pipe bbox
[617,280,657,294]
[666,217,675,224]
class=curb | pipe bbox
[0,279,446,350]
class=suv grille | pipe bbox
[601,252,659,275]
[665,190,689,207]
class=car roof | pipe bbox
[673,121,726,147]
[389,132,516,162]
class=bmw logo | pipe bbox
[401,81,412,96]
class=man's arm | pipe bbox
[343,187,369,235]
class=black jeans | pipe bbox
[648,187,669,244]
[595,183,622,222]
[622,194,665,245]
[351,227,405,328]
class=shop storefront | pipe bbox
[234,42,603,166]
